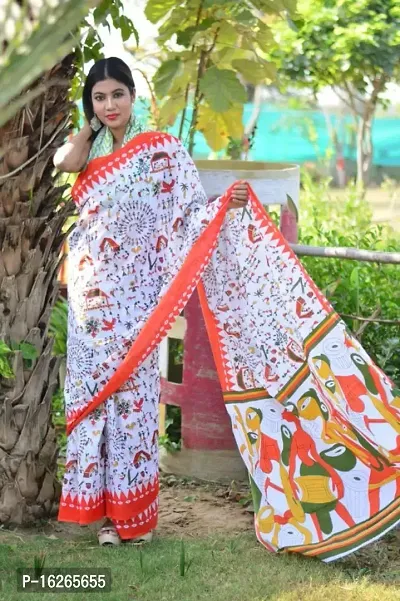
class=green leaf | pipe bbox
[235,9,256,25]
[18,343,38,362]
[199,67,247,113]
[145,0,176,23]
[93,2,110,26]
[0,357,14,379]
[153,59,182,98]
[232,58,277,84]
[254,22,275,53]
[0,341,12,355]
[251,0,287,14]
[157,7,190,44]
[282,0,298,16]
[158,96,187,128]
[169,59,198,94]
[176,18,216,48]
[119,16,139,45]
[216,21,238,45]
[204,0,234,5]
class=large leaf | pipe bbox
[232,58,277,84]
[254,21,276,53]
[250,0,287,13]
[204,0,235,6]
[216,21,238,45]
[176,18,216,47]
[169,59,198,94]
[158,96,187,128]
[224,106,245,139]
[214,47,252,69]
[197,104,244,151]
[234,9,257,25]
[145,0,177,23]
[153,59,182,98]
[281,0,298,16]
[157,7,191,45]
[199,67,247,113]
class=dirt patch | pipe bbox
[0,476,253,543]
[158,477,253,538]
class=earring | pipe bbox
[90,115,102,131]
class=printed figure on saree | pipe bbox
[229,322,400,551]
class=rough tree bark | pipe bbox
[0,55,75,525]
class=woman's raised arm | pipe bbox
[53,122,93,173]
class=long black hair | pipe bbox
[82,57,136,124]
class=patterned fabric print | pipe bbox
[60,347,160,535]
[59,133,223,534]
[63,130,400,560]
[198,192,400,562]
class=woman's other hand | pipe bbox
[228,181,250,210]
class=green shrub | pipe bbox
[49,297,68,356]
[298,171,400,386]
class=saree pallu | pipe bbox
[59,131,400,560]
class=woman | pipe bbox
[55,57,400,560]
[54,57,249,546]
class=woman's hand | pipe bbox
[53,122,92,173]
[227,181,250,210]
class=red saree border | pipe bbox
[284,495,400,561]
[115,508,158,540]
[249,191,332,314]
[58,478,159,524]
[67,184,236,435]
[71,131,178,204]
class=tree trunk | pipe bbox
[0,55,75,525]
[356,115,373,192]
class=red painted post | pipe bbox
[159,289,237,451]
[280,203,298,244]
[182,289,237,450]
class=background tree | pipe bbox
[270,0,400,189]
[144,0,296,154]
[0,0,137,526]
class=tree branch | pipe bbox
[290,243,400,265]
[178,0,204,140]
[342,314,400,326]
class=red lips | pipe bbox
[106,114,119,121]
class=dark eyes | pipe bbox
[94,92,124,101]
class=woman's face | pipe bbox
[91,78,133,130]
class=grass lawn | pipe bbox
[0,528,399,601]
